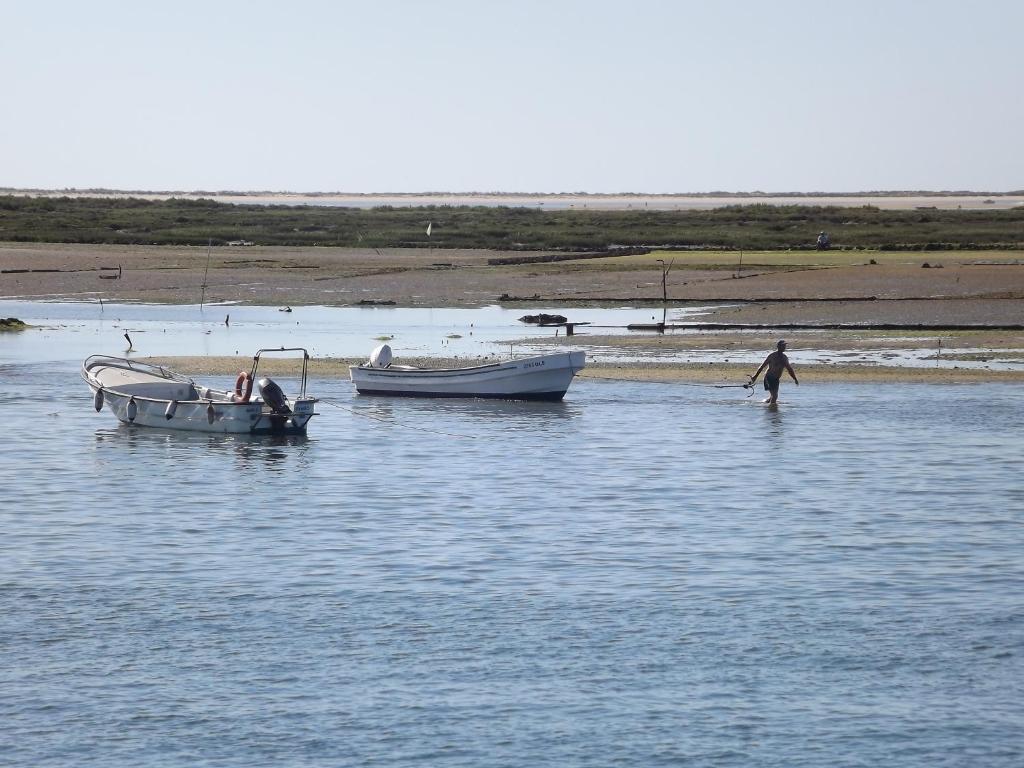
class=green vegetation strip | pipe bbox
[1,195,1022,251]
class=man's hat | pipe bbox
[777,339,787,349]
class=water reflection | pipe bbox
[223,433,312,472]
[92,423,311,472]
[344,395,583,437]
[762,402,784,435]
[6,362,1024,768]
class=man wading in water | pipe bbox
[749,340,799,404]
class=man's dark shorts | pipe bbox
[764,373,780,392]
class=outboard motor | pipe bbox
[369,343,393,369]
[258,377,291,414]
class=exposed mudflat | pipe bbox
[144,355,1024,385]
[4,241,1022,382]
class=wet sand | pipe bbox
[143,355,1024,385]
[4,241,1023,383]
[2,242,1022,315]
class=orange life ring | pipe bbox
[233,371,253,403]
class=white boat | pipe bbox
[349,344,586,401]
[82,348,318,434]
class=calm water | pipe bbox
[0,300,670,362]
[1,354,1022,766]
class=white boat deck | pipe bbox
[87,363,199,401]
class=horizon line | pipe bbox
[2,187,1024,198]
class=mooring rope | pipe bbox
[669,381,757,397]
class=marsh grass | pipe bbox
[1,195,1021,251]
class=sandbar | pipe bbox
[3,241,1022,383]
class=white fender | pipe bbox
[126,397,138,423]
[165,400,178,420]
[93,388,104,412]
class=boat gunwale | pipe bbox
[350,351,584,377]
[82,379,317,408]
[351,361,505,375]
[83,354,194,386]
[82,385,256,407]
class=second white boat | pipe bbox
[349,345,586,401]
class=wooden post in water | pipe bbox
[200,238,212,309]
[657,258,673,302]
[657,258,674,332]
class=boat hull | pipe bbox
[350,351,585,400]
[91,387,315,434]
[82,355,316,434]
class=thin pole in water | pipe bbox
[657,258,674,303]
[200,238,212,309]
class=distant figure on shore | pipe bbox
[749,340,798,404]
[816,231,831,250]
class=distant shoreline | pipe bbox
[5,187,1023,197]
[3,188,1023,211]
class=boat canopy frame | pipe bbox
[248,347,311,398]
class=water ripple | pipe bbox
[1,364,1022,766]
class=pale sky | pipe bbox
[2,0,1021,193]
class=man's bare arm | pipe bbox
[750,355,771,383]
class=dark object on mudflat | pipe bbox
[519,313,567,325]
[357,299,397,306]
